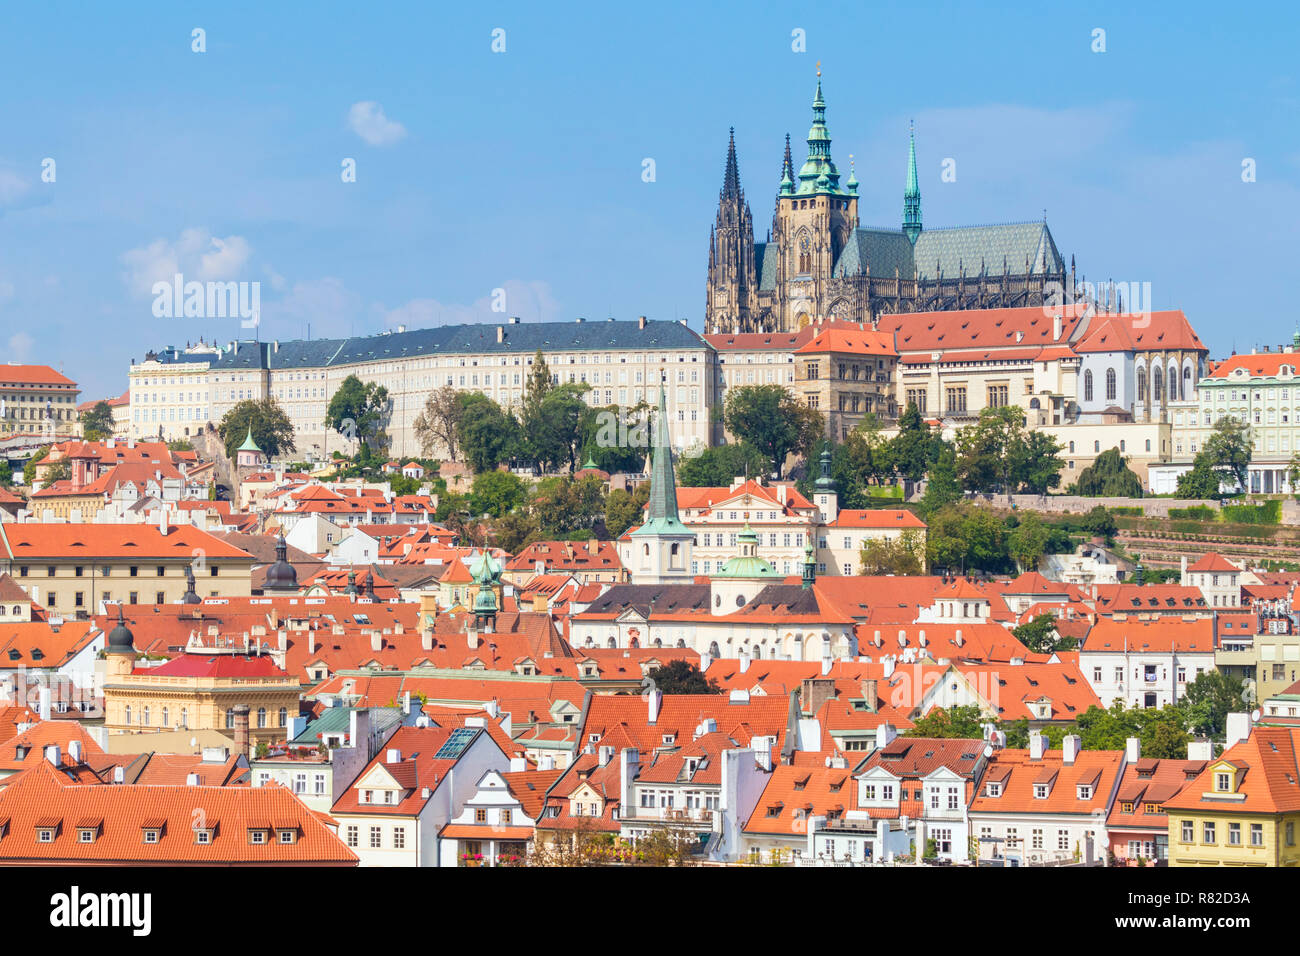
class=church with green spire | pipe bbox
[706,68,1068,334]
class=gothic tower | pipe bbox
[705,128,758,333]
[903,121,922,245]
[771,68,858,330]
[629,377,694,584]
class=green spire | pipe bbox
[631,378,690,538]
[237,427,261,453]
[903,121,922,244]
[796,67,843,196]
[845,154,858,196]
[779,133,795,196]
[801,539,816,590]
[814,446,836,492]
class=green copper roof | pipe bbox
[632,379,691,538]
[715,523,780,579]
[903,122,922,244]
[470,550,502,585]
[814,447,836,492]
[473,580,499,614]
[237,427,261,453]
[795,75,847,197]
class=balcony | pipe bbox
[624,807,718,829]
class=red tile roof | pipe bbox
[794,326,897,357]
[0,365,77,387]
[0,523,253,561]
[1164,728,1300,815]
[969,747,1124,815]
[831,509,926,529]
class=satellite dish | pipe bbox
[1252,709,1262,722]
[983,744,993,758]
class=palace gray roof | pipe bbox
[144,319,711,372]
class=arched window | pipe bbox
[607,637,617,648]
[1083,369,1093,402]
[1153,371,1163,402]
[1105,368,1117,402]
[1183,366,1192,394]
[1094,441,1100,453]
[279,707,288,727]
[1069,441,1075,453]
[257,707,267,729]
[1168,367,1178,401]
[1136,367,1147,402]
[708,641,721,657]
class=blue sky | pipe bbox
[1,0,1296,398]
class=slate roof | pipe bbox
[830,222,1064,282]
[147,319,710,372]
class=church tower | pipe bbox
[705,128,759,333]
[903,121,922,245]
[629,378,694,584]
[771,67,858,330]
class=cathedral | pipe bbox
[706,72,1070,334]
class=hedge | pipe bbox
[1220,500,1281,525]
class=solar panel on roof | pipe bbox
[434,727,477,760]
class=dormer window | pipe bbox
[1033,784,1049,799]
[141,828,162,844]
[277,827,298,844]
[248,828,269,845]
[1077,785,1093,800]
[1215,771,1231,792]
[194,827,215,844]
[662,734,675,745]
[985,782,1002,797]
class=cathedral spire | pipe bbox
[722,126,741,199]
[903,120,922,244]
[779,133,794,196]
[798,63,841,194]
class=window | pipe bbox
[1251,823,1264,846]
[1181,820,1194,843]
[369,826,381,849]
[1033,784,1049,799]
[1105,367,1116,402]
[195,829,211,844]
[475,808,488,823]
[345,826,358,847]
[1203,821,1216,844]
[1228,822,1241,845]
[249,829,267,845]
[394,827,406,849]
[1083,370,1093,402]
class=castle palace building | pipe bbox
[706,73,1069,334]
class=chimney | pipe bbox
[308,631,316,656]
[1029,729,1046,760]
[186,772,199,786]
[386,748,402,764]
[496,326,505,343]
[68,740,82,764]
[820,647,832,675]
[1125,736,1141,764]
[800,677,836,716]
[954,629,964,647]
[113,766,125,784]
[509,756,527,772]
[861,679,878,712]
[1224,712,1251,750]
[421,628,434,651]
[370,631,382,652]
[44,744,61,766]
[38,686,51,722]
[467,626,477,650]
[738,650,751,673]
[753,736,772,772]
[619,748,641,809]
[1187,738,1213,761]
[484,698,500,718]
[403,691,411,715]
[875,722,898,751]
[638,315,647,330]
[232,704,250,758]
[598,744,614,767]
[1062,733,1081,765]
[1052,314,1062,341]
[646,689,662,725]
[540,753,555,771]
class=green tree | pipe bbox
[1182,671,1253,738]
[1007,512,1049,572]
[677,441,768,487]
[491,509,542,554]
[40,458,71,489]
[579,401,651,475]
[324,375,390,458]
[1019,430,1065,495]
[1175,455,1224,499]
[903,705,986,739]
[919,442,962,515]
[412,384,464,461]
[646,660,721,694]
[888,402,935,483]
[1080,505,1117,540]
[722,384,822,478]
[0,459,11,486]
[604,482,651,539]
[219,398,296,459]
[81,401,114,441]
[456,394,520,474]
[1074,447,1144,497]
[526,383,589,473]
[859,528,926,575]
[22,446,50,487]
[468,469,527,518]
[956,406,1025,498]
[1012,613,1070,654]
[1203,416,1252,494]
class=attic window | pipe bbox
[1033,784,1049,799]
[1077,785,1093,800]
[765,804,783,818]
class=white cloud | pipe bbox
[348,101,408,147]
[266,277,362,339]
[6,331,33,362]
[377,279,562,330]
[119,228,254,297]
